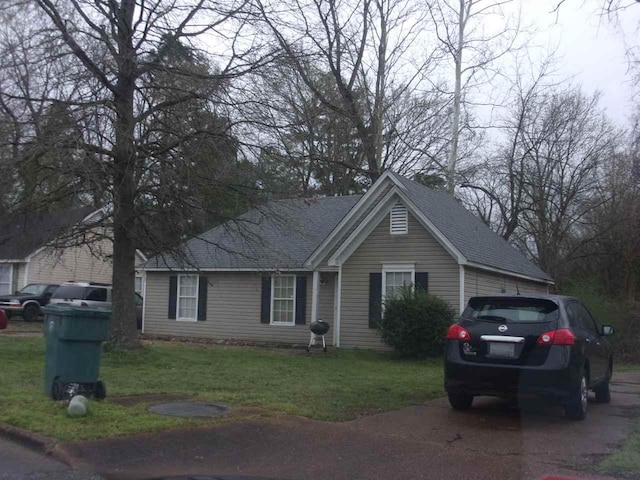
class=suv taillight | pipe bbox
[446,324,471,341]
[537,328,575,346]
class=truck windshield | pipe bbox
[463,297,559,323]
[18,284,47,295]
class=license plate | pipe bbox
[488,342,516,357]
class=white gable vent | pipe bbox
[390,203,408,234]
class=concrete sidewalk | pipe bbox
[55,371,640,480]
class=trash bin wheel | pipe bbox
[95,380,107,399]
[51,379,64,401]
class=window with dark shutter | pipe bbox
[369,273,382,328]
[295,276,307,325]
[415,272,429,292]
[168,276,178,319]
[197,277,208,321]
[260,276,271,323]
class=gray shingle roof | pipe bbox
[145,173,551,282]
[0,206,96,260]
[145,196,362,270]
[392,173,552,281]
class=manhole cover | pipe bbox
[148,402,230,417]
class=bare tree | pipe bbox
[257,0,437,182]
[1,0,272,348]
[462,78,620,278]
[427,0,523,193]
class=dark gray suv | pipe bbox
[445,294,615,420]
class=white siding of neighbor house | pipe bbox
[28,243,113,284]
[463,267,549,306]
[340,211,460,350]
[25,242,147,286]
[143,271,336,345]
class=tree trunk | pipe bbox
[109,0,139,348]
[447,0,466,194]
[373,0,388,177]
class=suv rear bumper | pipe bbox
[444,342,580,401]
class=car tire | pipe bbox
[448,391,474,410]
[564,373,588,420]
[595,366,612,404]
[23,304,39,322]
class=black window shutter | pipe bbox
[295,276,307,325]
[369,273,382,328]
[168,276,178,319]
[415,272,429,292]
[198,277,208,321]
[260,276,271,323]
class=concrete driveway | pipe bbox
[56,371,640,480]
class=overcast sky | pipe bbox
[527,0,639,125]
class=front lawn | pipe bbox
[0,336,444,441]
[600,421,640,477]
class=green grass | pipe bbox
[600,422,640,477]
[0,336,444,442]
[4,318,42,332]
[616,363,640,372]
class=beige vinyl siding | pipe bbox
[317,273,336,326]
[28,241,113,284]
[463,267,549,306]
[340,212,460,350]
[143,272,334,345]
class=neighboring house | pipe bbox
[0,207,147,297]
[141,172,553,350]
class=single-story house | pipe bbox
[0,207,147,296]
[141,172,553,349]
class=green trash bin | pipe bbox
[43,305,111,400]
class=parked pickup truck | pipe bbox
[0,283,60,321]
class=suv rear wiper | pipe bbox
[476,315,508,322]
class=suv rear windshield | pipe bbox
[51,285,87,300]
[463,297,559,323]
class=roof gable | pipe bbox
[311,172,552,283]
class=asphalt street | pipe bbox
[0,436,102,480]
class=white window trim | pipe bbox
[177,274,199,322]
[390,203,408,235]
[135,275,144,295]
[0,264,13,296]
[270,274,296,326]
[381,264,415,305]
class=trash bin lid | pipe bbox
[42,304,112,319]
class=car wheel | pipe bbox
[23,304,39,322]
[564,373,588,420]
[595,366,612,403]
[448,391,474,410]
